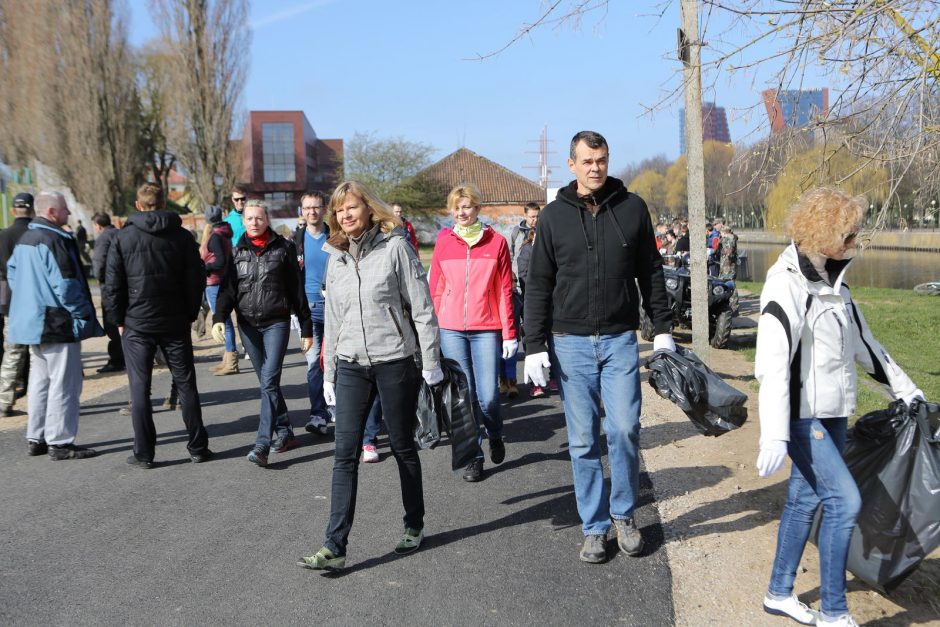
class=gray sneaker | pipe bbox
[612,517,644,556]
[580,533,607,563]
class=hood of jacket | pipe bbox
[775,243,853,294]
[28,216,73,239]
[126,210,183,234]
[556,176,629,210]
[323,226,405,259]
[213,221,233,238]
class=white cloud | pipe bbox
[251,0,335,30]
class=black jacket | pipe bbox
[92,224,119,284]
[103,210,205,334]
[215,229,312,336]
[523,177,672,354]
[0,216,33,315]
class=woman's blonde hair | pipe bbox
[446,184,483,211]
[326,181,400,250]
[786,187,865,254]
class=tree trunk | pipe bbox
[681,0,710,363]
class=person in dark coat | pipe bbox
[523,130,675,564]
[212,199,313,466]
[103,183,211,468]
[200,205,238,375]
[91,212,124,373]
[0,192,35,416]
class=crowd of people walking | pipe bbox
[1,130,925,627]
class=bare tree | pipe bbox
[137,42,178,195]
[701,1,940,222]
[149,0,249,208]
[0,0,144,215]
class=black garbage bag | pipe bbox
[414,379,443,450]
[644,346,748,436]
[841,398,940,591]
[413,358,478,471]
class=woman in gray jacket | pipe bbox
[298,181,442,572]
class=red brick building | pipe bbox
[240,111,343,218]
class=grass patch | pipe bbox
[734,282,939,418]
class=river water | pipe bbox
[739,243,939,289]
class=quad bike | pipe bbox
[639,254,737,349]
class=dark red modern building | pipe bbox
[241,111,343,218]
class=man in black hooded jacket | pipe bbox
[523,130,675,564]
[103,183,211,468]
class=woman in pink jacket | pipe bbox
[430,184,517,482]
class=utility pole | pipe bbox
[680,0,710,362]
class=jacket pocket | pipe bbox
[604,279,633,322]
[43,306,73,341]
[553,277,587,320]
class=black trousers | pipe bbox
[122,328,209,461]
[103,318,125,368]
[324,357,423,556]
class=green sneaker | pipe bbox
[297,547,345,571]
[394,527,424,555]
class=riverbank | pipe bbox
[737,229,940,252]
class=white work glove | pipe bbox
[323,381,336,406]
[901,388,925,410]
[502,339,519,360]
[523,351,551,387]
[289,314,301,331]
[653,333,676,352]
[210,322,226,344]
[756,440,789,477]
[422,368,444,386]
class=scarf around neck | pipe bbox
[454,220,484,247]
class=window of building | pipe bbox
[264,192,291,202]
[262,122,296,183]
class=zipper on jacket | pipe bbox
[353,256,372,364]
[592,213,600,336]
[387,304,404,339]
[463,246,471,330]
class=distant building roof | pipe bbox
[417,147,544,205]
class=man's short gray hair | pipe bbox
[35,192,66,215]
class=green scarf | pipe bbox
[454,220,484,247]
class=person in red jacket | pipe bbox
[391,203,419,252]
[430,184,517,482]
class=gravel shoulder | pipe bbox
[641,292,940,626]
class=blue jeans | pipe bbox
[301,315,329,421]
[239,320,293,451]
[439,329,502,457]
[362,396,383,446]
[205,285,236,352]
[552,331,642,536]
[768,417,861,618]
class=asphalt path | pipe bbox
[0,342,674,626]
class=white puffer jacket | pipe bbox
[755,244,920,444]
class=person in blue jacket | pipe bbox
[7,191,104,459]
[225,187,248,245]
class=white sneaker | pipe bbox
[361,444,379,463]
[817,615,858,627]
[763,594,817,625]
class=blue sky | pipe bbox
[126,0,795,182]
